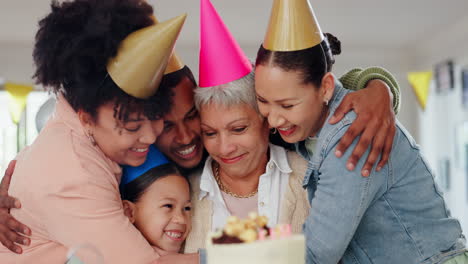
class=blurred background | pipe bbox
[1,0,468,234]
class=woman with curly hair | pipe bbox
[0,0,186,263]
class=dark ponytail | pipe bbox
[324,33,341,56]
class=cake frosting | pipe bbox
[206,213,305,264]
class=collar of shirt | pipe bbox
[53,93,122,178]
[199,144,292,230]
[54,93,86,137]
[305,137,318,157]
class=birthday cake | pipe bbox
[206,213,305,264]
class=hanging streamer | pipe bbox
[408,72,432,110]
[5,82,33,124]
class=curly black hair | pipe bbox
[33,0,173,122]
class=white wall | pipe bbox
[411,15,468,236]
[0,41,34,84]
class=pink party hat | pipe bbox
[199,0,252,87]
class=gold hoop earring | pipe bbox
[87,131,97,146]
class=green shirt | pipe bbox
[340,67,401,114]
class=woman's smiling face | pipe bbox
[200,102,270,178]
[255,65,330,143]
[83,102,163,166]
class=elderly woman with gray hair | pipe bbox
[182,65,400,257]
[183,70,310,252]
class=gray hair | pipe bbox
[194,70,259,113]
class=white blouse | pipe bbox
[198,144,292,231]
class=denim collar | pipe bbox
[295,81,352,184]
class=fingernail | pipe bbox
[377,166,382,171]
[346,162,355,171]
[362,170,370,177]
[23,239,28,245]
[15,248,21,254]
[14,200,21,208]
[335,150,342,158]
[24,228,30,235]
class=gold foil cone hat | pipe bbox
[151,15,185,74]
[263,0,324,51]
[107,14,187,98]
[164,49,185,74]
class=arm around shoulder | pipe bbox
[37,159,159,263]
[339,67,401,114]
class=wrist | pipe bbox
[367,79,393,103]
[354,67,400,114]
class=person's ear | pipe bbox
[321,72,335,103]
[77,110,94,130]
[122,200,137,224]
[78,110,98,145]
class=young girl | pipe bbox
[120,145,192,255]
[66,145,192,263]
[254,0,468,263]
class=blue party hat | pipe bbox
[121,145,170,185]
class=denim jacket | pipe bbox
[296,82,466,264]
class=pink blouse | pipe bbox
[0,95,159,263]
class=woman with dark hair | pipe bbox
[0,0,187,262]
[254,0,467,263]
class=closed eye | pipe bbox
[232,126,247,133]
[125,125,141,132]
[186,110,199,121]
[202,131,216,137]
[256,97,267,103]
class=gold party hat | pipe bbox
[263,0,324,51]
[107,14,187,98]
[152,15,185,74]
[164,50,185,74]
